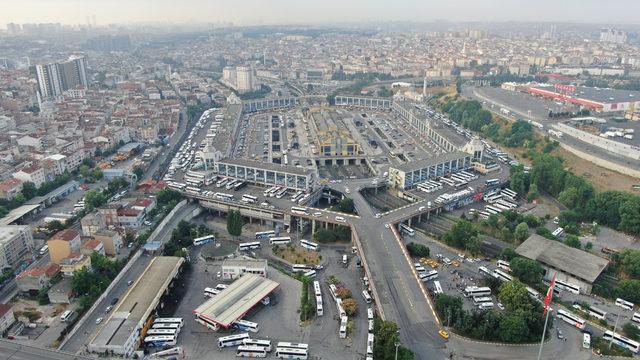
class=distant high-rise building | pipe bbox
[35,55,88,100]
[6,23,21,34]
[84,35,131,52]
[236,66,255,93]
[600,28,627,44]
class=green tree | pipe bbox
[406,242,430,257]
[373,319,415,360]
[498,280,532,312]
[46,220,66,233]
[623,322,640,340]
[499,310,530,343]
[510,257,543,286]
[21,182,37,200]
[79,164,91,178]
[92,168,103,180]
[526,183,539,201]
[558,187,579,209]
[342,298,358,316]
[132,166,144,180]
[332,198,356,214]
[617,280,640,303]
[500,248,518,261]
[84,189,107,210]
[514,222,529,243]
[620,249,640,279]
[619,197,640,235]
[226,210,243,238]
[564,235,582,249]
[510,170,530,196]
[443,220,478,250]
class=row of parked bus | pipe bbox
[218,332,310,359]
[143,318,184,348]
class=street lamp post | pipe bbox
[609,313,620,350]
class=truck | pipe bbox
[500,108,510,115]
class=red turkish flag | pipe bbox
[543,275,556,316]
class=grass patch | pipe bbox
[273,245,321,265]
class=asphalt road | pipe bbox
[0,339,96,360]
[60,203,198,354]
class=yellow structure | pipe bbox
[47,229,81,265]
[306,107,360,156]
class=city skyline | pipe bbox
[2,0,640,27]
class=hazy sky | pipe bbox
[2,0,640,26]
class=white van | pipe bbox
[342,255,348,266]
[335,216,346,223]
[362,290,372,304]
[60,310,74,322]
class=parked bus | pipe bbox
[39,245,49,256]
[193,235,215,246]
[603,331,640,353]
[232,181,247,191]
[236,345,267,358]
[316,295,323,316]
[242,339,272,352]
[478,302,495,310]
[485,205,503,213]
[275,347,308,359]
[186,186,201,194]
[291,192,304,202]
[313,281,322,296]
[555,279,580,294]
[552,227,565,237]
[300,239,319,251]
[484,207,499,215]
[526,286,540,300]
[440,177,456,186]
[362,290,372,304]
[152,323,182,331]
[464,286,491,298]
[496,199,518,209]
[204,287,220,298]
[233,319,259,333]
[485,179,500,186]
[269,236,292,245]
[239,242,261,251]
[583,333,591,349]
[616,298,635,311]
[433,281,443,294]
[493,269,513,282]
[556,309,586,330]
[493,203,511,211]
[589,306,607,320]
[216,178,230,188]
[483,193,503,203]
[399,223,416,236]
[460,171,478,180]
[291,206,309,216]
[263,186,277,197]
[292,264,313,273]
[478,267,493,278]
[420,270,438,282]
[496,260,511,272]
[473,296,493,305]
[275,187,288,199]
[255,230,276,240]
[276,342,309,351]
[218,333,250,348]
[144,335,177,348]
[225,179,240,190]
[241,194,258,203]
[500,188,518,200]
[633,312,640,325]
[478,211,491,220]
[367,333,374,357]
[154,318,184,327]
[146,328,179,336]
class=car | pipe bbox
[345,188,350,194]
[110,298,119,306]
[457,253,465,259]
[418,206,426,211]
[144,221,152,226]
[497,303,505,310]
[313,212,322,217]
[439,330,450,339]
[557,329,564,339]
[216,271,222,278]
[127,242,133,248]
[375,213,382,219]
[315,265,324,270]
[335,216,346,222]
[127,280,133,286]
[384,224,390,228]
[105,305,113,313]
[553,217,559,224]
[95,317,103,325]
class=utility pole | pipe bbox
[394,342,400,360]
[609,313,620,350]
[537,306,551,360]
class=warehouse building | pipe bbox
[515,234,609,294]
[527,83,640,113]
[216,158,312,190]
[222,258,268,280]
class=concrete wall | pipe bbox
[554,123,640,160]
[557,141,640,179]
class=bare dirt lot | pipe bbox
[553,147,639,193]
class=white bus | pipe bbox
[60,310,74,322]
[236,345,267,358]
[316,295,323,316]
[485,179,500,186]
[399,223,416,236]
[603,331,640,353]
[493,203,511,211]
[276,342,309,351]
[616,298,635,311]
[497,260,511,272]
[275,188,288,199]
[496,199,517,209]
[420,270,438,282]
[633,312,640,325]
[214,192,234,201]
[478,302,494,310]
[255,230,276,240]
[367,333,374,357]
[478,211,492,220]
[484,207,499,215]
[483,193,503,203]
[583,333,591,349]
[367,308,374,321]
[242,339,272,352]
[313,281,322,296]
[292,264,313,273]
[218,333,250,348]
[291,192,304,202]
[234,319,259,333]
[204,287,220,298]
[552,227,564,237]
[144,335,177,348]
[478,267,493,278]
[270,237,292,245]
[225,179,240,190]
[485,205,503,213]
[556,309,586,330]
[193,235,215,246]
[154,318,184,327]
[473,296,493,305]
[433,281,443,294]
[239,242,261,251]
[554,279,580,294]
[291,206,309,216]
[526,286,540,300]
[146,328,179,336]
[263,186,277,197]
[300,239,319,251]
[39,245,49,256]
[501,188,518,200]
[216,178,230,188]
[493,269,513,282]
[303,270,317,278]
[186,186,201,194]
[275,347,308,359]
[588,306,607,320]
[152,323,182,331]
[465,287,492,299]
[241,194,258,204]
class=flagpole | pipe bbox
[537,305,551,360]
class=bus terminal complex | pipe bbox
[85,93,616,358]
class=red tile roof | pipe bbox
[0,304,12,318]
[51,229,80,242]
